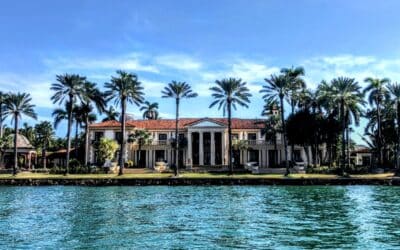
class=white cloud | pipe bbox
[43,54,159,73]
[155,54,202,71]
[0,73,54,109]
[302,54,400,88]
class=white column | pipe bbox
[210,132,215,165]
[187,132,192,168]
[199,132,204,165]
[222,131,227,165]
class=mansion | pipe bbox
[88,118,323,169]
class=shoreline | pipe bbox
[1,177,399,186]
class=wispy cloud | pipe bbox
[43,53,159,73]
[155,54,202,71]
[0,73,54,109]
[302,54,400,88]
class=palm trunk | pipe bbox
[84,116,90,171]
[228,98,233,174]
[377,99,383,167]
[42,145,47,169]
[290,102,295,162]
[65,96,74,175]
[340,98,346,174]
[280,96,289,176]
[74,120,79,159]
[346,127,351,167]
[174,98,180,176]
[13,117,18,176]
[119,98,126,175]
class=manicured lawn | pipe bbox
[0,172,395,179]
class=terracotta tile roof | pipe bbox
[90,118,266,130]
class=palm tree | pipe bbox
[140,101,159,120]
[387,83,400,169]
[319,77,364,174]
[51,74,85,174]
[281,66,305,163]
[364,77,390,167]
[162,81,198,176]
[81,81,106,166]
[102,106,120,122]
[3,93,37,175]
[260,74,290,175]
[105,70,144,175]
[209,78,251,174]
[0,92,8,138]
[35,121,55,169]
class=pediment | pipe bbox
[187,119,226,128]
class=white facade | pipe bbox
[88,118,324,168]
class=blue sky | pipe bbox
[1,0,400,143]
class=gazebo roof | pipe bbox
[7,133,35,149]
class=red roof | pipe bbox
[90,118,265,130]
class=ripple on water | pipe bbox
[0,186,400,249]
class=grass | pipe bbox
[0,172,395,180]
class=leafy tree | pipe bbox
[35,121,55,168]
[140,101,159,120]
[51,74,86,174]
[128,129,152,167]
[97,138,119,165]
[105,70,144,175]
[4,93,37,175]
[162,81,197,176]
[260,74,290,175]
[209,78,251,174]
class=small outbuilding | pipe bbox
[2,133,37,169]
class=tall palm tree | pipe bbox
[162,81,198,176]
[102,106,120,122]
[209,78,251,174]
[140,101,159,120]
[319,77,364,173]
[260,74,290,175]
[35,121,55,169]
[0,92,8,138]
[363,77,390,167]
[51,74,85,174]
[281,66,305,163]
[387,83,400,169]
[4,93,37,175]
[81,81,106,166]
[105,70,144,175]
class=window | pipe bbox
[231,133,239,140]
[247,133,257,140]
[94,132,104,141]
[115,132,122,142]
[158,133,167,141]
[179,133,185,140]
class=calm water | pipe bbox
[0,186,400,249]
